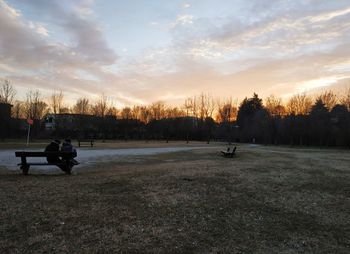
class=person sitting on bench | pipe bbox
[61,139,78,166]
[45,139,62,164]
[44,139,70,172]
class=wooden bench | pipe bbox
[77,140,94,147]
[15,151,79,175]
[221,146,237,158]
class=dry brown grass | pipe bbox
[0,145,349,253]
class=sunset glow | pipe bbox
[1,0,350,105]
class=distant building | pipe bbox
[44,113,97,131]
[0,102,12,120]
[0,103,12,140]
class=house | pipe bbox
[44,113,97,131]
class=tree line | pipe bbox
[1,79,350,147]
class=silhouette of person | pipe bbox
[61,139,78,166]
[44,139,61,163]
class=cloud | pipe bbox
[295,76,349,93]
[1,0,350,106]
[310,6,350,22]
[111,1,350,104]
[171,14,194,28]
[0,0,119,101]
[1,0,117,67]
[149,21,159,26]
[0,0,20,17]
[28,21,49,37]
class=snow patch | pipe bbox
[0,147,196,172]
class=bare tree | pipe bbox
[131,106,141,120]
[120,107,132,119]
[340,86,350,111]
[198,93,215,119]
[59,107,71,114]
[184,98,193,117]
[265,95,286,116]
[0,79,16,104]
[73,98,90,114]
[24,90,48,120]
[216,98,238,123]
[49,90,64,114]
[139,106,152,123]
[199,94,206,120]
[286,94,312,115]
[150,101,166,120]
[106,106,118,117]
[165,107,186,118]
[11,100,24,119]
[317,91,337,110]
[92,94,109,117]
[184,97,198,118]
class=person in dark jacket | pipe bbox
[61,139,78,166]
[44,139,61,163]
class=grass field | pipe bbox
[0,143,349,253]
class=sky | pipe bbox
[0,0,350,107]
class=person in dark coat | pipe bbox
[61,139,78,166]
[44,139,61,163]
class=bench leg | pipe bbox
[20,156,29,175]
[20,165,30,175]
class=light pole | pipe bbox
[26,119,33,147]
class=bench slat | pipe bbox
[18,163,66,166]
[15,151,76,157]
[221,146,236,157]
[78,140,94,147]
[15,151,79,175]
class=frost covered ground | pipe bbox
[0,146,203,172]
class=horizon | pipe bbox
[1,0,350,106]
